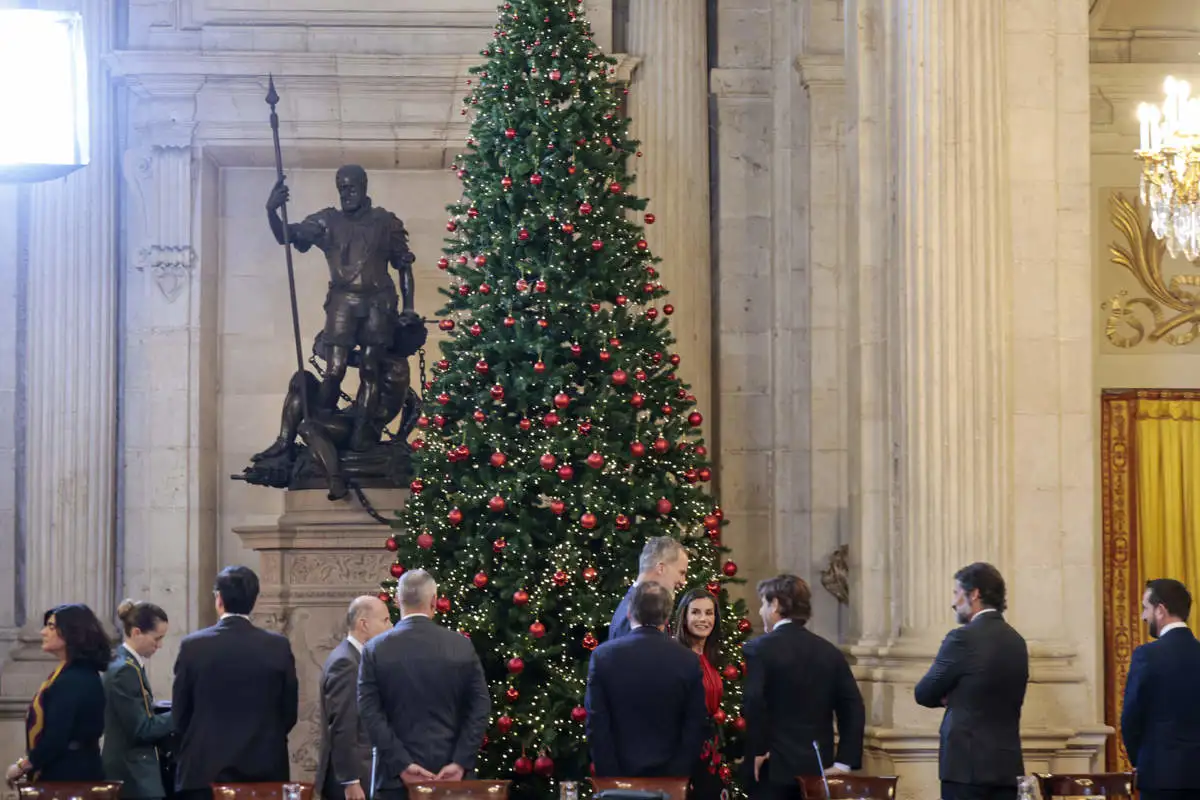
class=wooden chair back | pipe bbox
[1036,773,1135,798]
[798,775,899,800]
[404,780,511,800]
[18,783,123,800]
[590,777,689,800]
[211,782,314,800]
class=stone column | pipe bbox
[625,0,713,429]
[23,0,119,622]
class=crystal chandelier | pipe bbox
[1137,77,1200,260]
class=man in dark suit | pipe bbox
[743,575,864,800]
[608,537,689,641]
[172,566,299,800]
[316,596,393,800]
[1121,578,1200,800]
[915,562,1028,800]
[358,569,490,800]
[586,582,708,778]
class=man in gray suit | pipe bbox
[316,596,393,800]
[358,570,490,800]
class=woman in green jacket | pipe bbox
[103,599,174,799]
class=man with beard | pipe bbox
[1121,578,1200,800]
[915,563,1028,800]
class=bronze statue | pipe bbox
[265,166,421,451]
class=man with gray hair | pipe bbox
[315,595,392,800]
[608,536,689,640]
[587,582,708,777]
[358,570,489,799]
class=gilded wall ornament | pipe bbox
[1104,193,1200,348]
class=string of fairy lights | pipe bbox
[379,0,750,793]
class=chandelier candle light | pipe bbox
[1136,76,1200,260]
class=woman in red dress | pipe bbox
[673,588,725,800]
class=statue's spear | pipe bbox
[265,75,310,421]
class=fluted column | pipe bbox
[892,0,1011,639]
[625,0,712,428]
[24,0,118,620]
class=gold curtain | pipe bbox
[1135,398,1200,638]
[1101,391,1200,772]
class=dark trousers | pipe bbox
[940,783,1017,800]
[174,790,212,800]
[1140,792,1200,800]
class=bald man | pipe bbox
[316,597,393,800]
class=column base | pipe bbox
[233,487,409,784]
[850,639,1110,799]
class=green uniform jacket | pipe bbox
[102,645,174,799]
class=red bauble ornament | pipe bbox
[474,572,490,589]
[579,202,593,215]
[473,409,486,423]
[537,318,549,329]
[530,173,543,186]
[432,414,446,428]
[688,412,703,427]
[518,418,532,431]
[656,498,674,515]
[513,589,530,606]
[540,453,557,470]
[599,349,611,362]
[480,283,492,295]
[718,764,733,783]
[704,514,720,530]
[554,392,571,409]
[580,512,598,530]
[670,354,682,366]
[514,756,533,775]
[535,279,548,293]
[550,499,566,515]
[437,257,449,270]
[552,570,569,587]
[636,239,648,250]
[663,304,674,315]
[570,706,588,723]
[378,592,391,603]
[385,536,399,552]
[533,360,547,374]
[475,359,489,374]
[615,514,631,531]
[504,316,516,328]
[436,392,451,405]
[504,127,517,139]
[733,716,747,732]
[497,715,514,734]
[529,621,546,638]
[390,562,405,578]
[630,441,646,457]
[586,452,604,469]
[548,68,562,81]
[557,464,574,481]
[446,221,458,232]
[490,452,507,468]
[439,319,454,332]
[436,596,451,613]
[488,496,507,513]
[501,176,513,189]
[609,369,628,386]
[581,632,599,651]
[737,618,753,634]
[653,437,670,454]
[410,478,425,493]
[543,412,559,428]
[630,393,645,408]
[474,254,487,267]
[516,279,529,292]
[591,239,604,251]
[723,560,738,577]
[588,301,600,312]
[469,323,483,337]
[644,213,656,224]
[533,755,555,777]
[633,368,647,382]
[493,538,507,553]
[582,566,598,582]
[609,182,622,193]
[518,228,530,241]
[646,308,658,320]
[578,421,592,436]
[467,207,479,218]
[685,469,698,483]
[722,664,740,681]
[507,657,524,674]
[706,580,721,595]
[448,508,464,525]
[563,222,576,235]
[615,294,628,306]
[506,687,521,704]
[662,404,674,416]
[699,467,712,482]
[570,343,582,357]
[712,709,727,725]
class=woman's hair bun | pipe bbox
[116,599,137,620]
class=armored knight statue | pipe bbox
[265,165,420,451]
[236,165,425,498]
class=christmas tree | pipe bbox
[378,0,750,796]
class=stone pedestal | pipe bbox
[234,488,408,783]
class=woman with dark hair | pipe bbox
[673,588,724,800]
[103,599,174,799]
[5,604,111,786]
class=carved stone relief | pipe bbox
[122,146,196,303]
